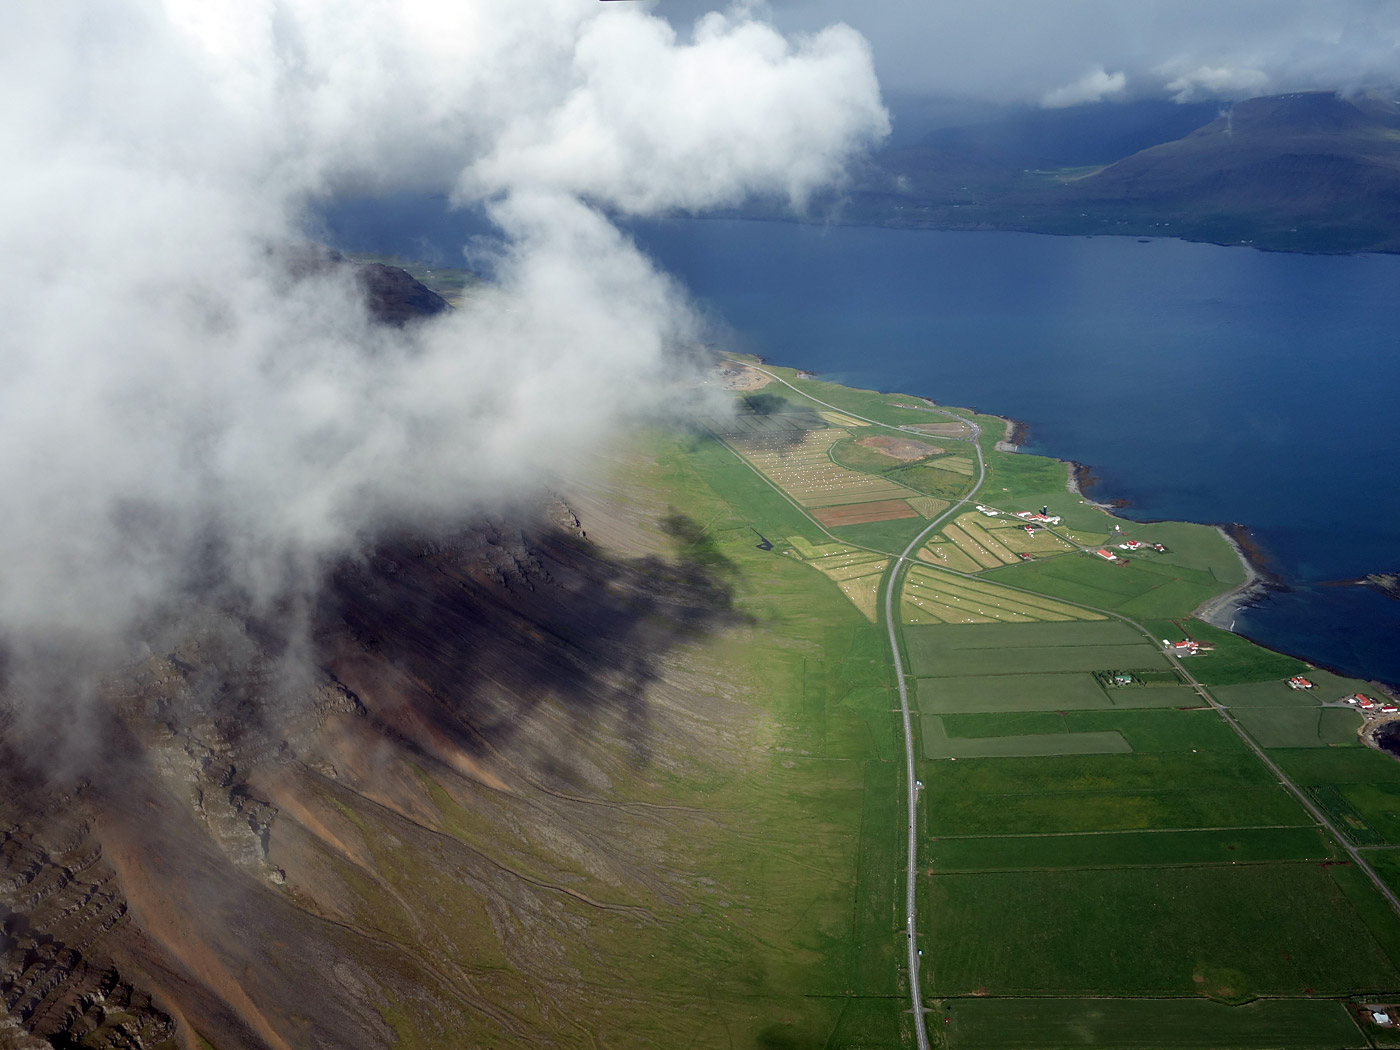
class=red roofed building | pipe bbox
[1095,549,1117,561]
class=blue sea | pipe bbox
[317,200,1400,688]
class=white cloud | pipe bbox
[0,0,887,680]
[1163,65,1272,103]
[1041,67,1128,108]
[667,0,1400,104]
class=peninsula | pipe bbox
[693,355,1400,1047]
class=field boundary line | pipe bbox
[855,390,987,1050]
[699,423,887,556]
[910,547,1400,920]
[932,824,1318,839]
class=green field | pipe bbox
[913,643,1170,677]
[922,715,1131,759]
[667,374,1400,1045]
[761,367,968,428]
[1272,747,1400,786]
[908,620,1144,651]
[1336,784,1400,845]
[1231,704,1364,748]
[1214,680,1331,708]
[904,620,1170,678]
[889,461,978,500]
[829,515,930,553]
[924,750,1296,796]
[929,784,1312,836]
[1171,620,1310,685]
[851,760,901,994]
[979,453,1113,532]
[926,863,1400,996]
[1116,522,1249,581]
[916,673,1112,712]
[915,673,1200,714]
[939,708,1246,753]
[829,432,933,473]
[929,826,1337,871]
[943,997,1363,1050]
[1270,749,1400,845]
[1217,669,1381,706]
[924,751,1313,835]
[1367,848,1400,899]
[983,553,1228,620]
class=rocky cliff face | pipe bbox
[0,491,750,1049]
[0,266,752,1048]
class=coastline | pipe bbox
[1193,525,1269,628]
[781,366,1396,693]
[700,210,1400,258]
[1057,445,1396,691]
[1062,454,1269,627]
[994,416,1028,453]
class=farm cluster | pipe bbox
[1341,692,1399,715]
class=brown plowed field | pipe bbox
[812,500,919,526]
[857,435,943,462]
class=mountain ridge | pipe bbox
[820,90,1400,253]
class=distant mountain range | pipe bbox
[829,92,1400,253]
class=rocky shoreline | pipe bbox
[1060,451,1269,629]
[994,417,1029,453]
[1193,524,1272,628]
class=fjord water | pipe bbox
[631,219,1400,687]
[318,199,1400,687]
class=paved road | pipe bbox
[884,420,985,1050]
[747,366,990,1045]
[922,545,1400,920]
[1165,653,1400,915]
[737,364,1400,1043]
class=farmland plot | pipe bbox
[902,566,1108,625]
[726,429,918,508]
[787,543,888,623]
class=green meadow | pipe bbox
[943,997,1362,1050]
[926,863,1400,997]
[645,372,1400,1046]
[929,826,1337,871]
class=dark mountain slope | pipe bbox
[355,262,449,325]
[1054,93,1400,250]
[831,91,1400,252]
[0,263,867,1049]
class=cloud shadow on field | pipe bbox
[316,511,750,787]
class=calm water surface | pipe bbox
[320,201,1400,687]
[627,220,1400,687]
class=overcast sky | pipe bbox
[665,1,1400,107]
